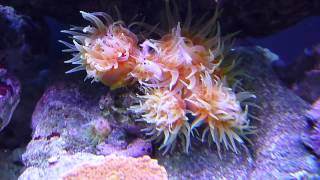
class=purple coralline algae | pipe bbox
[22,82,152,169]
[0,64,20,132]
[302,98,320,157]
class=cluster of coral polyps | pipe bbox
[61,9,256,156]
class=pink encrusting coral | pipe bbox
[60,11,139,89]
[63,155,168,180]
[61,2,256,156]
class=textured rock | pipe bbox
[155,47,319,179]
[273,44,320,86]
[0,5,30,53]
[22,82,151,169]
[19,47,319,179]
[0,5,48,73]
[0,148,24,180]
[302,98,320,157]
[22,83,103,167]
[302,123,320,158]
[0,65,20,132]
[0,5,50,149]
[97,138,152,157]
[308,98,320,121]
[293,70,320,103]
[273,44,320,103]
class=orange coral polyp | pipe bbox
[145,89,185,127]
[61,11,139,89]
[83,26,138,88]
[131,24,218,90]
[186,71,254,155]
[132,88,191,153]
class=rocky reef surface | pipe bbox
[0,65,20,132]
[156,47,320,179]
[302,99,320,158]
[17,47,320,179]
[21,82,152,168]
[0,1,319,179]
[0,4,50,149]
[0,148,24,180]
[273,44,320,103]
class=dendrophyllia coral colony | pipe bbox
[60,1,256,157]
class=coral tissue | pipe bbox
[61,7,256,156]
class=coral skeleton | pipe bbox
[61,1,256,156]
